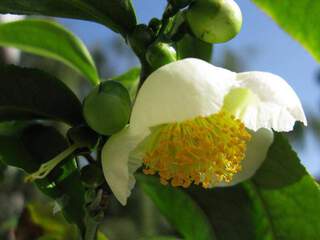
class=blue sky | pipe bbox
[61,0,320,175]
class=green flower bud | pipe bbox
[81,164,104,188]
[146,42,177,70]
[83,81,131,135]
[186,0,242,43]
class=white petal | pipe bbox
[216,128,274,187]
[102,126,147,205]
[130,58,237,133]
[236,72,307,132]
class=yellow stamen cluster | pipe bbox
[142,111,251,188]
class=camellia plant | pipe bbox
[0,0,319,239]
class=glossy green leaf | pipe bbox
[252,0,320,62]
[0,19,99,85]
[0,0,136,36]
[176,34,213,62]
[0,123,76,187]
[57,171,86,233]
[136,174,215,240]
[22,125,86,232]
[113,67,140,100]
[190,133,320,239]
[0,123,86,232]
[247,133,320,239]
[0,65,83,125]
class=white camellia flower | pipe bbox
[102,58,307,205]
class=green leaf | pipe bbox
[247,133,320,239]
[0,122,38,172]
[136,174,215,240]
[56,171,86,234]
[176,34,213,62]
[0,123,76,191]
[0,0,136,36]
[113,67,140,100]
[252,0,320,62]
[0,19,99,85]
[0,65,83,125]
[190,133,320,239]
[190,185,261,240]
[0,122,86,232]
[22,125,86,232]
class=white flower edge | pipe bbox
[102,126,147,205]
[102,58,307,205]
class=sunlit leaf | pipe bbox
[252,0,320,62]
[0,19,99,85]
[113,67,140,100]
[0,0,136,36]
[190,133,320,239]
[137,174,215,240]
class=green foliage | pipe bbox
[0,19,99,85]
[138,134,320,239]
[0,1,318,239]
[0,123,36,172]
[137,174,215,240]
[252,0,320,62]
[56,171,86,233]
[141,237,179,240]
[0,65,83,125]
[190,133,320,240]
[113,67,141,100]
[0,122,86,232]
[128,24,154,59]
[15,203,109,240]
[0,0,136,36]
[15,204,79,240]
[248,133,320,239]
[176,34,213,62]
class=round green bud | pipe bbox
[146,42,177,70]
[186,0,242,43]
[81,164,104,188]
[83,81,131,135]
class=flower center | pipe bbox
[142,111,251,188]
